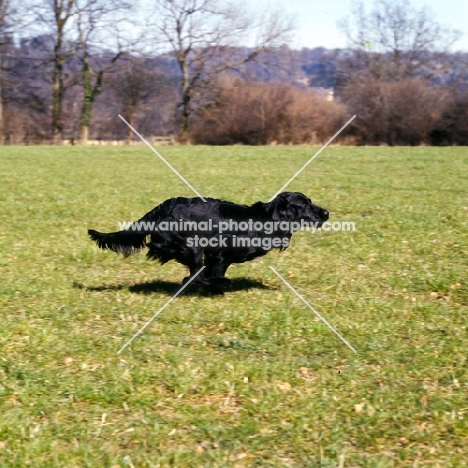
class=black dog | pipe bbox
[88,192,328,289]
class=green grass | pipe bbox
[1,145,467,467]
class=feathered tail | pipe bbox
[88,229,147,258]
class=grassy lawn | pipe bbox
[1,145,467,467]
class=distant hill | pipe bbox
[9,35,467,91]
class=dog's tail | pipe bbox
[88,229,147,258]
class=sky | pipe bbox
[253,0,468,51]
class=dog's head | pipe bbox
[268,192,329,228]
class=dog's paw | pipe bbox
[205,277,231,285]
[181,276,227,295]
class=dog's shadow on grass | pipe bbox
[74,277,273,296]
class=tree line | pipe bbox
[1,0,467,146]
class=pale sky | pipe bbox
[254,0,468,51]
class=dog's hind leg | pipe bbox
[203,255,232,288]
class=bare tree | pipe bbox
[108,57,168,143]
[0,0,20,142]
[33,0,77,143]
[32,0,135,144]
[336,0,462,145]
[148,0,294,137]
[74,0,134,144]
[338,0,462,81]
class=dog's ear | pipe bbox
[270,194,295,221]
[250,201,269,218]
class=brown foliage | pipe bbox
[2,106,48,144]
[342,77,451,145]
[190,80,347,145]
[430,89,468,145]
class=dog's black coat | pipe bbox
[88,192,329,289]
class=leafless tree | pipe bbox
[338,0,462,81]
[0,0,15,47]
[148,0,294,137]
[108,57,168,143]
[32,0,135,144]
[0,0,20,142]
[33,0,77,143]
[336,0,462,145]
[74,0,134,144]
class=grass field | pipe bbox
[1,145,467,467]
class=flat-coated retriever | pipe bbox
[88,192,329,290]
